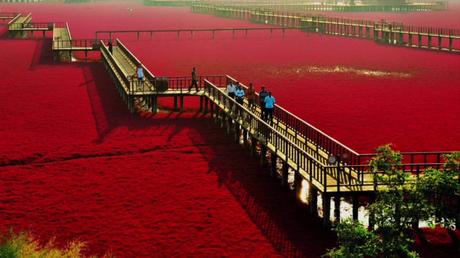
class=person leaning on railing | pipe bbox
[227,80,236,98]
[259,86,269,120]
[247,83,256,110]
[235,83,245,105]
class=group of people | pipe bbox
[132,66,276,123]
[226,80,276,123]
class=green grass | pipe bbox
[0,232,111,258]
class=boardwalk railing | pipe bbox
[100,39,457,193]
[203,79,344,192]
[52,38,102,51]
[186,1,448,12]
[224,76,456,181]
[95,27,296,41]
[0,12,19,21]
[8,21,53,31]
[191,4,460,53]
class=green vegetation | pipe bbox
[324,219,380,258]
[325,145,460,258]
[0,231,110,258]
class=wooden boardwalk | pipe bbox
[95,27,296,41]
[191,4,460,54]
[144,0,448,12]
[99,38,457,226]
[0,12,18,21]
[100,38,451,193]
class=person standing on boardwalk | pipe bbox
[259,86,269,120]
[247,83,256,110]
[235,83,245,105]
[108,40,113,54]
[264,92,276,124]
[188,67,199,92]
[227,81,236,99]
[136,64,145,88]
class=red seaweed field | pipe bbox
[0,1,459,257]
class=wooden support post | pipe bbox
[225,116,231,135]
[260,145,267,165]
[368,194,376,230]
[323,193,331,228]
[152,95,158,113]
[282,162,289,188]
[270,153,277,177]
[173,96,178,111]
[204,97,209,114]
[250,137,257,157]
[129,97,135,114]
[449,37,453,51]
[180,95,184,112]
[294,172,302,201]
[352,195,359,221]
[242,129,248,147]
[220,111,226,128]
[210,102,215,118]
[234,123,240,144]
[309,182,318,215]
[334,195,341,224]
[199,96,204,112]
[438,36,442,50]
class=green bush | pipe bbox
[324,219,380,258]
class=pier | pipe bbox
[191,3,460,53]
[144,0,448,12]
[2,11,458,228]
[100,37,455,226]
[95,27,294,41]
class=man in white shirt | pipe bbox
[227,81,236,99]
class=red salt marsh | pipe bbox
[3,2,459,152]
[0,2,459,257]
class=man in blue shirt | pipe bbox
[264,92,275,124]
[259,86,269,120]
[136,64,145,88]
[235,84,245,105]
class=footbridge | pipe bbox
[191,3,460,54]
[100,38,456,226]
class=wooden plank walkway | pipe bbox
[191,4,460,54]
[144,0,448,12]
[7,13,54,38]
[95,27,297,41]
[100,38,454,196]
[0,12,19,21]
